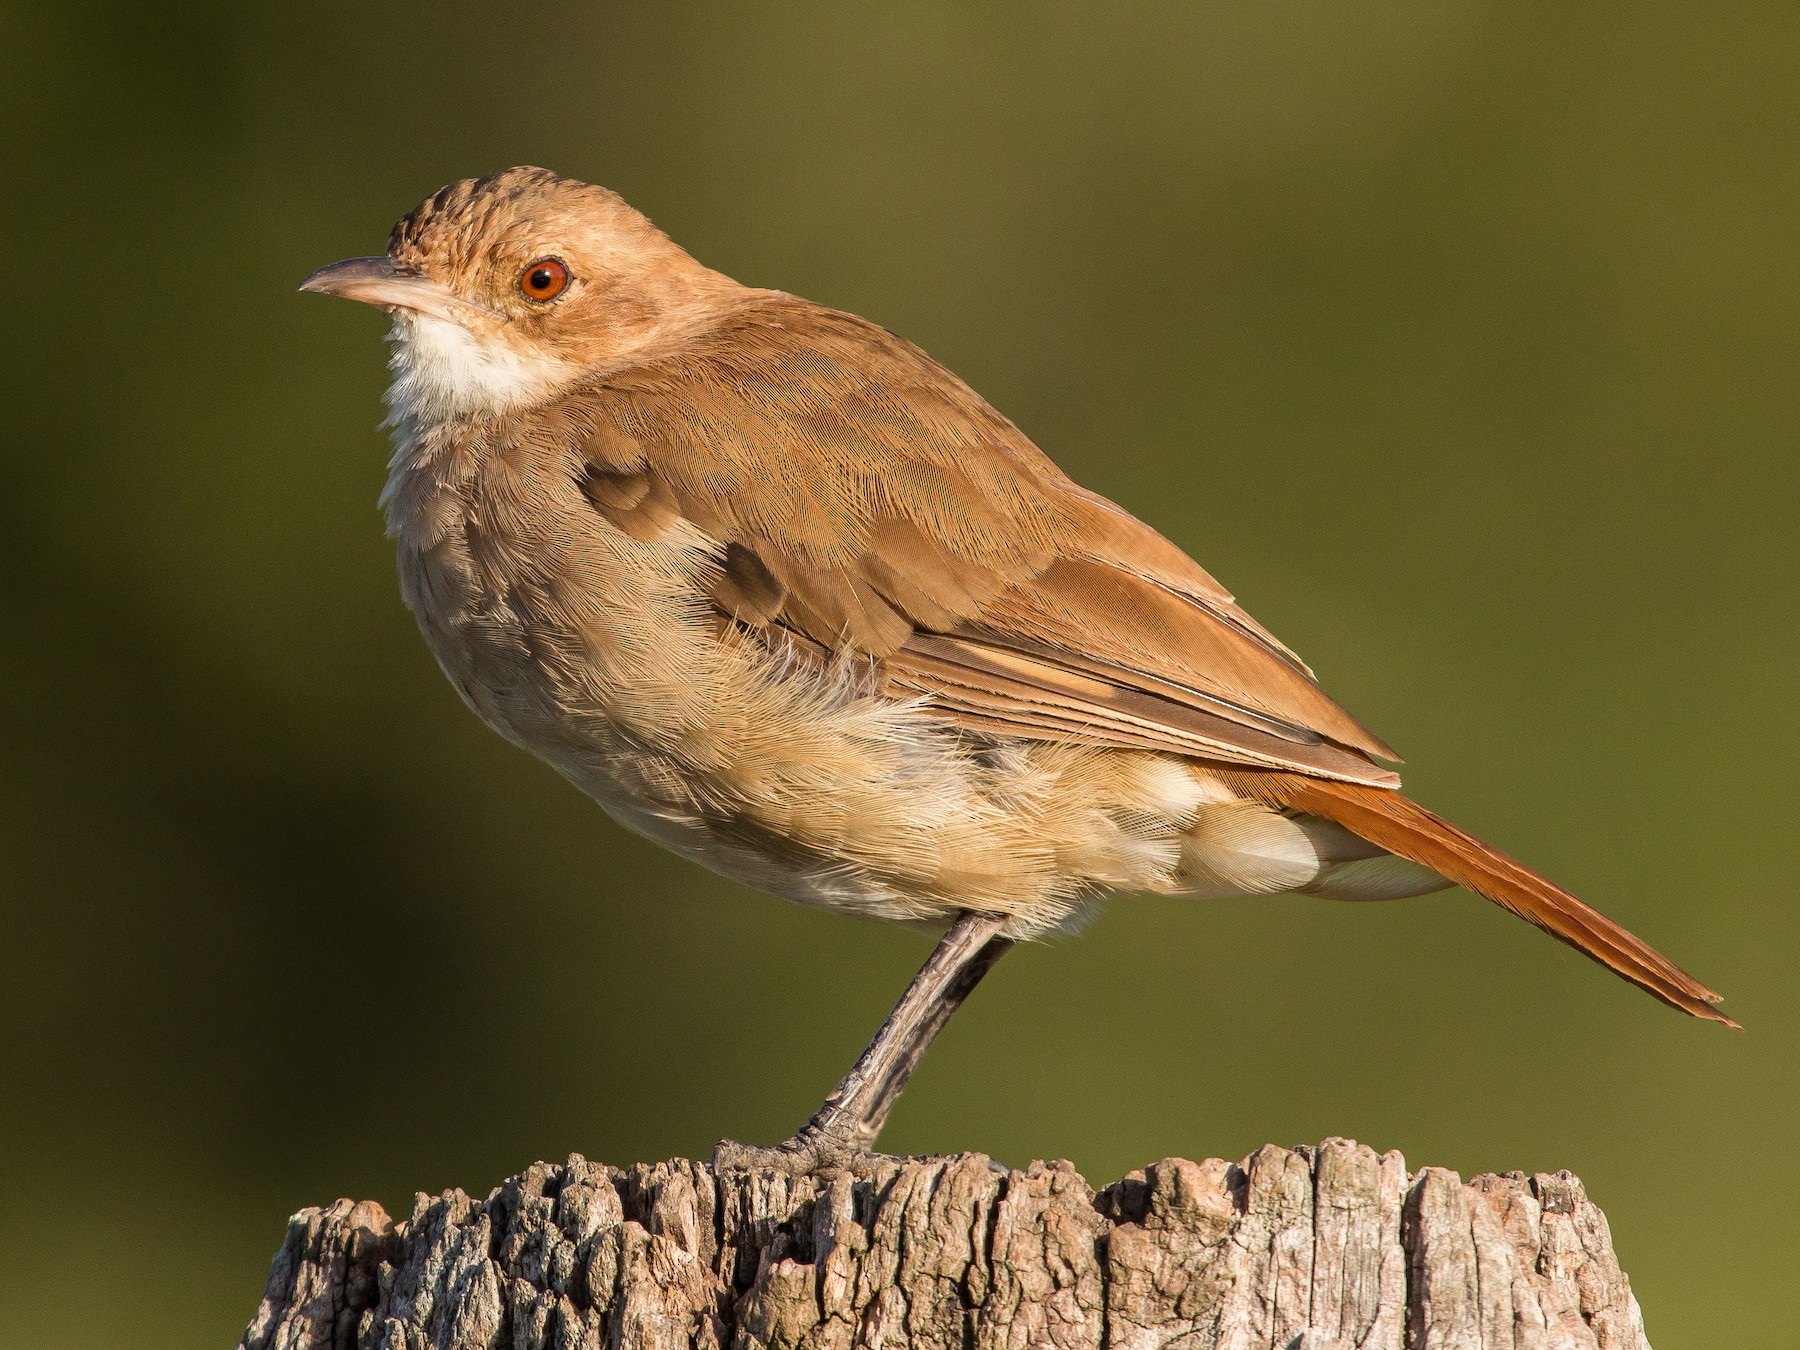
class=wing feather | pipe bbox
[555,295,1399,785]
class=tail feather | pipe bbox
[1230,772,1737,1027]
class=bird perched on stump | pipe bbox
[302,167,1735,1169]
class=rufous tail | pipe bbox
[1228,772,1737,1027]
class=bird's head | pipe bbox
[301,167,740,427]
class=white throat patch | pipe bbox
[383,311,571,432]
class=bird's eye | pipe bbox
[519,258,570,302]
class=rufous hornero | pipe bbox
[301,168,1734,1171]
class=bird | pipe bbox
[300,166,1734,1169]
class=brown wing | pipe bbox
[557,294,1400,787]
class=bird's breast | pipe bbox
[382,420,738,764]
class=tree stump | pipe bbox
[238,1138,1650,1350]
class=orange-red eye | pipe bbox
[519,257,569,302]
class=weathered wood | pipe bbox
[239,1139,1650,1350]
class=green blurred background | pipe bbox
[3,2,1793,1344]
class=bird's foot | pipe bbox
[711,1126,1008,1180]
[712,1126,886,1178]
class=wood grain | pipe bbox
[239,1140,1650,1350]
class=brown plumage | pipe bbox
[564,298,1400,785]
[302,166,1734,1106]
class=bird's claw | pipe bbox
[711,1128,882,1177]
[711,1130,1009,1179]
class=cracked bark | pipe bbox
[239,1139,1650,1350]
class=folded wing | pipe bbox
[558,295,1400,786]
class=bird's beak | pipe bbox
[298,256,497,325]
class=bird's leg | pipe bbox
[803,912,1014,1153]
[714,911,1013,1174]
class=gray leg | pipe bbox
[715,912,1013,1172]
